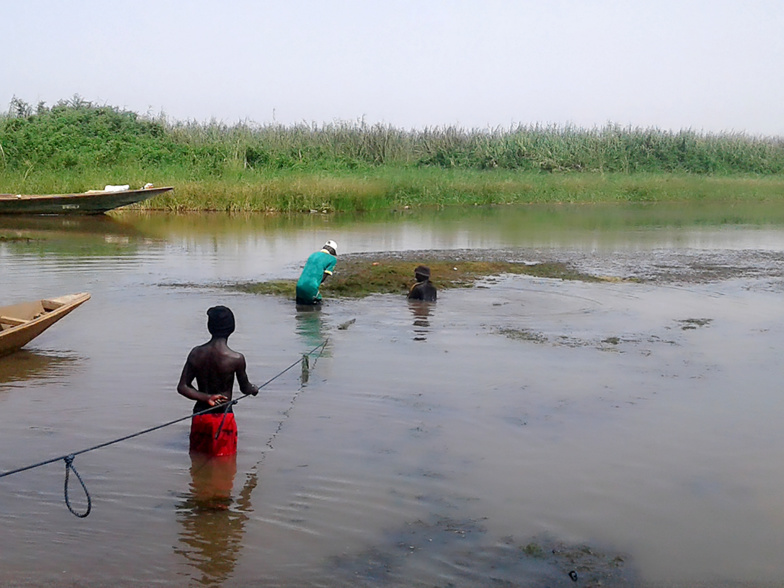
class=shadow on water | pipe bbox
[0,349,80,391]
[174,453,257,586]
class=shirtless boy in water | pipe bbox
[177,306,258,456]
[407,265,437,302]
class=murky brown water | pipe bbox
[1,204,784,587]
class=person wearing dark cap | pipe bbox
[407,265,437,302]
[177,306,258,456]
[296,240,338,306]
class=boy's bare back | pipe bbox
[186,339,247,397]
[177,306,257,410]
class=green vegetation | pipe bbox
[2,96,783,211]
[228,257,604,300]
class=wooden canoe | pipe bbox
[0,293,91,357]
[0,186,173,215]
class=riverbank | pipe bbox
[133,170,784,212]
[6,169,784,213]
[2,99,783,212]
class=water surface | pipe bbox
[1,203,783,587]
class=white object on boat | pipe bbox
[103,185,130,192]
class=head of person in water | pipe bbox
[414,265,431,282]
[207,305,235,339]
[323,240,337,256]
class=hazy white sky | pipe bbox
[3,0,783,135]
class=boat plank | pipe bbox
[0,316,29,326]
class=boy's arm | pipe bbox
[235,354,259,396]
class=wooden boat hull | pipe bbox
[0,293,91,357]
[0,187,173,215]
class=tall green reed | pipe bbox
[2,97,783,211]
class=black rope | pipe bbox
[212,339,328,439]
[64,455,91,518]
[0,340,329,517]
[0,411,198,479]
[196,341,330,487]
[236,340,329,496]
[213,399,238,440]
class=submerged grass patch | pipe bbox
[230,280,296,297]
[498,328,549,344]
[326,258,604,298]
[225,256,604,300]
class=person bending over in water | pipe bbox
[408,265,437,302]
[177,305,258,456]
[296,240,338,306]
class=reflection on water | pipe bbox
[119,201,784,252]
[175,453,255,586]
[0,214,142,236]
[4,202,784,264]
[0,349,80,391]
[295,307,332,384]
[117,200,784,237]
[408,300,434,341]
[295,306,327,350]
[0,214,152,256]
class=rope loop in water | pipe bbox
[63,455,92,518]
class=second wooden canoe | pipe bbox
[0,293,91,357]
[0,186,173,215]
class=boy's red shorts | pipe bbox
[189,413,238,456]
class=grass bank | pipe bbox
[3,166,783,213]
[136,170,784,212]
[2,97,783,211]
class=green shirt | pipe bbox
[296,249,337,302]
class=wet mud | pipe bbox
[339,247,784,287]
[327,515,636,587]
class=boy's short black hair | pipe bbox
[207,305,235,337]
